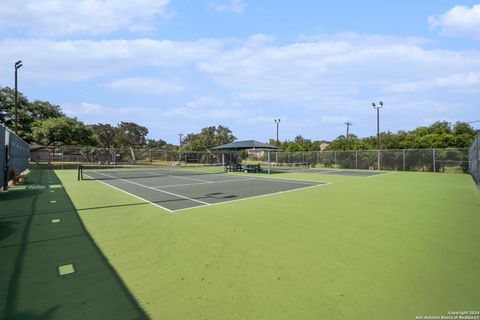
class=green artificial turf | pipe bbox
[56,169,480,320]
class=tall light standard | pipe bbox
[14,60,23,134]
[372,101,383,149]
[274,119,281,144]
[372,101,383,170]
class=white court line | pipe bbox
[230,175,322,185]
[92,171,210,205]
[86,172,326,213]
[155,177,258,188]
[164,174,215,183]
[86,176,175,213]
[173,182,332,213]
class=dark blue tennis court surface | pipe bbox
[86,172,323,212]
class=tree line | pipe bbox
[1,86,477,152]
[0,86,235,152]
[267,121,477,152]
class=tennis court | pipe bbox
[79,165,324,212]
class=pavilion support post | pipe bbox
[267,151,271,174]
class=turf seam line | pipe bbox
[172,182,332,213]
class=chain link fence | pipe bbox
[30,146,235,168]
[243,148,468,173]
[30,146,470,174]
[1,123,30,191]
[469,134,480,187]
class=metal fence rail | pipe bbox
[248,148,468,173]
[469,134,480,187]
[31,146,470,174]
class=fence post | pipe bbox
[355,150,358,170]
[334,151,337,168]
[477,135,480,187]
[433,149,436,173]
[403,149,406,171]
[316,151,319,167]
[267,151,271,174]
[377,149,380,171]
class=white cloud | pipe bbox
[385,73,480,93]
[186,97,223,109]
[163,106,242,120]
[428,4,480,39]
[2,32,480,138]
[321,116,349,125]
[197,33,480,106]
[62,102,150,124]
[0,38,223,83]
[78,103,104,115]
[162,97,242,120]
[213,0,246,13]
[106,77,183,94]
[0,0,171,37]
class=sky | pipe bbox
[0,0,479,144]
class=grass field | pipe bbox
[47,169,480,320]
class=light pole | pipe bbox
[372,101,383,170]
[274,119,281,144]
[372,101,383,149]
[14,60,23,134]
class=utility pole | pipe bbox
[345,121,352,139]
[14,60,23,134]
[178,133,183,149]
[345,121,352,150]
[274,119,281,144]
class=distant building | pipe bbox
[320,142,330,151]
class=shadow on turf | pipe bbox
[6,305,60,320]
[1,202,150,219]
[0,221,19,242]
[0,170,150,320]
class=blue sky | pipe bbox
[1,0,479,144]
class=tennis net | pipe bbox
[78,163,225,181]
[268,161,312,173]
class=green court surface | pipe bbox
[0,170,147,320]
[1,169,480,319]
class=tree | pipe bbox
[1,87,64,141]
[326,121,478,151]
[0,87,29,135]
[182,125,236,151]
[115,122,149,163]
[146,139,168,149]
[31,117,97,146]
[90,123,118,149]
